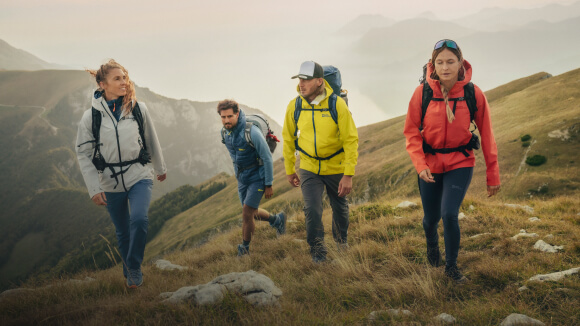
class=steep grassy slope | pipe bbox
[145,68,580,260]
[1,196,578,325]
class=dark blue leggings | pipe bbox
[418,167,473,267]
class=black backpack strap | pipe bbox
[328,93,338,124]
[132,103,148,151]
[463,82,478,130]
[420,82,433,131]
[294,96,302,137]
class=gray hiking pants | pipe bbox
[299,169,349,257]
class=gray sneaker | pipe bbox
[274,212,286,236]
[127,268,143,288]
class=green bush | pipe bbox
[522,141,531,148]
[525,155,547,166]
[521,134,531,142]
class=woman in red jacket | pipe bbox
[404,39,500,284]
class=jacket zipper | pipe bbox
[101,102,128,192]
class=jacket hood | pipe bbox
[426,59,473,96]
[295,79,334,102]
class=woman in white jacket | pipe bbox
[76,59,166,288]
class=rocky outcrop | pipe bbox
[499,313,545,326]
[162,270,282,306]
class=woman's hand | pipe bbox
[92,192,107,206]
[157,174,167,182]
[487,185,501,197]
[419,169,435,183]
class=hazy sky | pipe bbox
[0,0,576,126]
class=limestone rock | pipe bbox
[511,230,538,240]
[499,313,545,326]
[529,267,580,282]
[159,292,173,299]
[163,270,282,306]
[397,201,417,209]
[434,313,456,324]
[470,233,492,239]
[155,259,189,271]
[504,204,534,214]
[533,240,563,253]
[394,216,404,219]
[468,205,475,211]
[545,234,554,240]
[458,212,466,220]
[518,286,529,292]
[528,217,541,222]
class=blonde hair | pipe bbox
[86,59,137,112]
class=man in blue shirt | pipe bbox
[218,99,286,256]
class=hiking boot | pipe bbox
[127,268,143,288]
[427,245,442,267]
[237,244,250,257]
[312,254,327,264]
[337,242,349,252]
[272,212,287,236]
[445,265,468,284]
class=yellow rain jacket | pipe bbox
[283,80,358,176]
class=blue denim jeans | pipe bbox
[105,178,153,275]
[418,167,473,267]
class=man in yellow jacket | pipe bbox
[283,61,359,263]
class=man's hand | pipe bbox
[92,192,107,206]
[337,175,353,197]
[487,185,501,197]
[287,173,300,187]
[419,169,435,183]
[265,186,274,199]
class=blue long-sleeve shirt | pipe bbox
[249,125,274,186]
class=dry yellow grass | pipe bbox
[1,195,578,325]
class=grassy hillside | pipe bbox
[1,196,578,325]
[145,68,580,260]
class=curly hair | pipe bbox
[217,99,239,114]
[86,59,137,112]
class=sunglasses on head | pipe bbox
[434,39,458,50]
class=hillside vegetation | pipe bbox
[1,196,578,325]
[0,69,579,324]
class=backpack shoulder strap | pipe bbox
[328,93,338,124]
[132,103,148,151]
[220,127,227,144]
[91,107,101,144]
[244,122,255,148]
[294,96,302,136]
[463,82,478,123]
[420,82,433,130]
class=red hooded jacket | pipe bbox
[403,60,500,186]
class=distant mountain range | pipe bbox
[339,10,580,117]
[0,39,66,70]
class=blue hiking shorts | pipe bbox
[238,181,265,209]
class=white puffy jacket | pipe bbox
[76,91,166,198]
